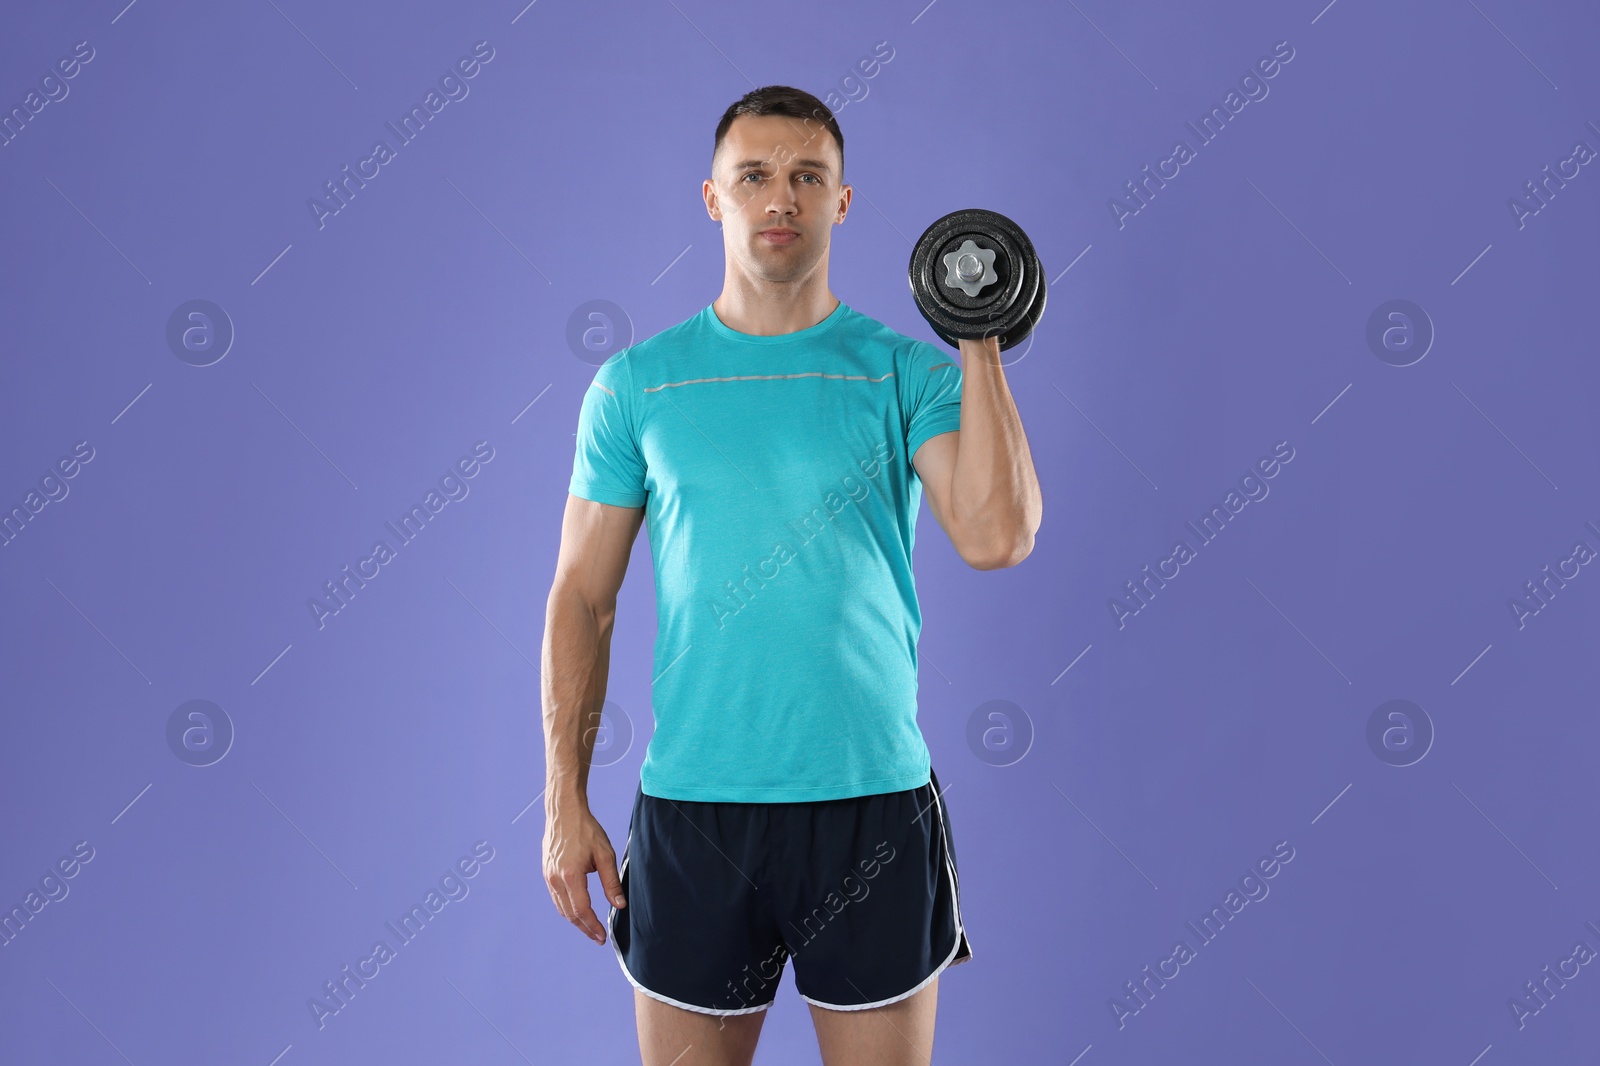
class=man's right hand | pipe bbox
[543,799,625,946]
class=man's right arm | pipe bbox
[541,492,644,945]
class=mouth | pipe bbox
[760,229,799,244]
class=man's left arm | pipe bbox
[912,335,1043,570]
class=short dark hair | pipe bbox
[712,85,844,181]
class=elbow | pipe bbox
[957,499,1041,570]
[963,531,1035,571]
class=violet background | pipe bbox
[2,0,1597,1063]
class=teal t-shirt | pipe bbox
[567,300,963,802]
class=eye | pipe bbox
[800,174,820,184]
[742,172,763,182]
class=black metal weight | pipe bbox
[908,208,1046,352]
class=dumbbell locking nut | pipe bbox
[941,239,998,297]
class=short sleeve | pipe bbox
[902,339,963,461]
[568,351,648,508]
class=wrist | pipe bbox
[956,335,1002,366]
[545,777,591,814]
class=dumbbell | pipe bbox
[908,208,1046,352]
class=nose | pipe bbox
[763,193,796,222]
[762,180,799,218]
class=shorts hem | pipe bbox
[608,913,775,1017]
[802,766,975,1012]
[797,926,967,1013]
[608,843,775,1018]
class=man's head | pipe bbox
[704,85,851,284]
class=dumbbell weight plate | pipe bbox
[1010,268,1047,351]
[908,208,1045,352]
[909,209,1031,342]
[923,275,1046,352]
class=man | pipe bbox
[542,85,1041,1066]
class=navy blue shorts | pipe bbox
[607,765,973,1014]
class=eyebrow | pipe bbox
[734,158,832,173]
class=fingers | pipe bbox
[545,864,578,927]
[598,845,626,910]
[546,856,611,945]
[548,865,606,944]
[545,824,623,946]
[565,870,607,944]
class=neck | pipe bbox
[713,269,838,337]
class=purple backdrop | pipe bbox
[3,0,1598,1063]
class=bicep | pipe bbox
[911,430,962,551]
[551,493,645,615]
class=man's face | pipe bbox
[704,113,850,282]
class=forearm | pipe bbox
[541,591,615,812]
[951,339,1043,566]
